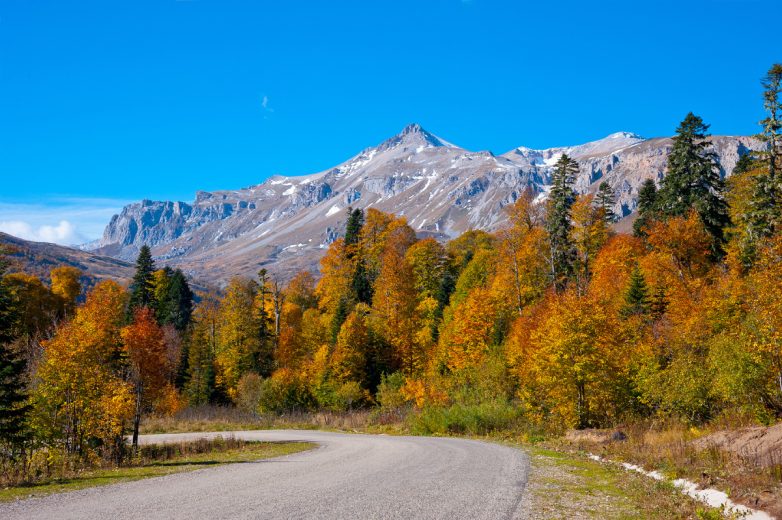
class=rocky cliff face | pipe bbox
[91,124,760,284]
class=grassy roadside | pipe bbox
[516,445,715,519]
[0,440,315,503]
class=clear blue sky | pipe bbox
[1,0,780,244]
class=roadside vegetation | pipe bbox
[1,63,782,517]
[0,438,313,502]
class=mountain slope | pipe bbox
[90,124,760,284]
[1,232,135,286]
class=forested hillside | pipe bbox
[1,64,781,486]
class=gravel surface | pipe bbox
[0,430,530,520]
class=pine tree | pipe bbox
[595,182,618,224]
[157,269,194,331]
[128,245,156,314]
[749,64,782,239]
[633,179,658,237]
[344,207,364,248]
[343,208,372,304]
[656,113,730,256]
[546,154,578,291]
[733,153,758,175]
[621,266,651,317]
[0,255,30,451]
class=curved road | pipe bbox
[0,430,530,520]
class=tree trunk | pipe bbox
[132,381,143,454]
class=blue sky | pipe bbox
[1,0,780,244]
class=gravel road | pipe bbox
[0,430,530,520]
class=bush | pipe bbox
[376,372,407,410]
[407,399,523,436]
[257,369,316,413]
[235,373,263,413]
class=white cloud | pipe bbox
[0,220,84,245]
[261,95,274,119]
[0,197,130,246]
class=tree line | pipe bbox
[1,64,781,474]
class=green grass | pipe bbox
[0,441,315,503]
[521,445,707,519]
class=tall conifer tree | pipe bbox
[546,154,578,291]
[656,113,730,256]
[595,182,618,224]
[750,64,782,238]
[0,254,30,450]
[128,245,156,314]
[633,179,658,237]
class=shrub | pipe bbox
[235,373,263,413]
[257,369,316,413]
[407,399,523,436]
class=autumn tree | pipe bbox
[122,307,168,452]
[495,191,549,314]
[571,195,609,295]
[546,154,579,291]
[185,295,220,405]
[50,265,82,317]
[34,281,133,460]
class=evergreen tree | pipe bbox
[656,113,730,256]
[343,208,372,304]
[256,269,276,377]
[351,260,373,305]
[733,152,758,175]
[546,154,578,291]
[128,245,156,314]
[344,207,364,248]
[0,255,30,451]
[621,266,651,317]
[595,182,618,224]
[749,64,782,239]
[157,269,194,331]
[633,179,658,237]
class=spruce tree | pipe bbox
[733,153,758,175]
[546,154,578,291]
[749,63,782,239]
[0,256,30,451]
[595,181,618,224]
[128,245,156,314]
[158,269,194,331]
[633,179,658,237]
[344,207,364,248]
[656,113,730,256]
[621,266,651,317]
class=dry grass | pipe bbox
[141,405,384,435]
[560,420,782,518]
[0,438,314,503]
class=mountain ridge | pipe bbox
[88,124,761,284]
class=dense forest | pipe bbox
[1,64,781,476]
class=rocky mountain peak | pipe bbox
[375,123,457,153]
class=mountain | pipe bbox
[1,232,135,288]
[90,124,760,284]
